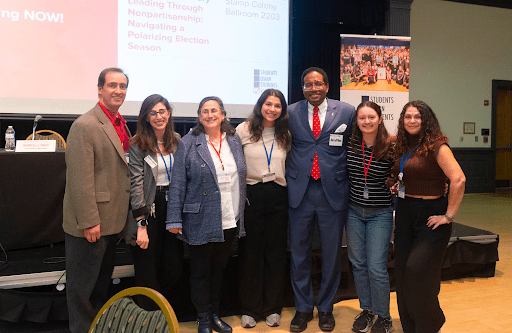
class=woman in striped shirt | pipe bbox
[346,101,395,333]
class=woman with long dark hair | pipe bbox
[127,94,183,309]
[235,89,291,328]
[166,96,247,333]
[346,101,395,333]
[391,100,465,333]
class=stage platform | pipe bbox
[0,222,499,331]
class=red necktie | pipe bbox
[311,107,321,180]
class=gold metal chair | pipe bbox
[26,129,66,149]
[89,287,179,333]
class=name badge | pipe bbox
[329,133,343,146]
[125,153,130,164]
[218,173,231,184]
[398,182,405,199]
[363,186,369,199]
[262,172,276,183]
[144,155,157,168]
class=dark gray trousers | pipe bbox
[188,228,236,315]
[65,233,117,333]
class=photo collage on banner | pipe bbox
[340,35,411,135]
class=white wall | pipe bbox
[410,0,512,147]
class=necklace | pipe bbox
[157,141,164,144]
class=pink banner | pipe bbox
[0,0,118,99]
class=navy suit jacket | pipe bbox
[286,98,355,211]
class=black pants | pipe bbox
[131,190,184,310]
[238,182,288,319]
[394,196,451,333]
[65,233,117,333]
[189,227,236,314]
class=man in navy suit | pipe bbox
[286,67,355,332]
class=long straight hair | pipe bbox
[246,89,290,149]
[130,94,179,154]
[349,101,392,161]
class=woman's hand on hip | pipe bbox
[427,215,451,230]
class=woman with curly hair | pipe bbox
[391,100,465,333]
[235,89,291,328]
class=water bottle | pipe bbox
[5,126,15,151]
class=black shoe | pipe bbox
[211,314,232,332]
[371,316,394,333]
[352,310,374,333]
[318,311,335,332]
[290,311,313,332]
[197,312,213,333]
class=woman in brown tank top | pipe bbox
[391,100,466,333]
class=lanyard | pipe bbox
[208,133,224,171]
[156,144,171,183]
[399,144,420,179]
[262,133,275,173]
[361,140,373,185]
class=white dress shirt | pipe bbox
[307,98,328,131]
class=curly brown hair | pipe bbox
[394,100,448,159]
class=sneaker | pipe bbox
[352,310,374,333]
[265,313,281,327]
[241,315,256,328]
[371,317,394,333]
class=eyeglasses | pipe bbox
[303,81,326,90]
[149,109,168,117]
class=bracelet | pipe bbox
[444,214,454,222]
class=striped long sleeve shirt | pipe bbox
[347,142,394,207]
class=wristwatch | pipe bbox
[444,214,455,222]
[137,218,148,227]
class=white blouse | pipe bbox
[205,133,240,230]
[156,153,172,186]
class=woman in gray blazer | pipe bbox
[167,96,246,333]
[127,94,183,310]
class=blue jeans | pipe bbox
[346,203,393,318]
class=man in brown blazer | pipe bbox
[63,67,131,333]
